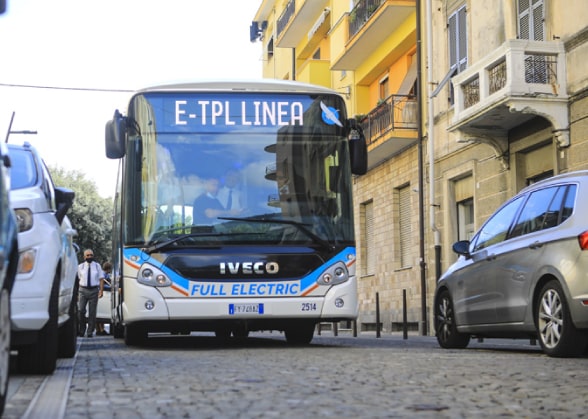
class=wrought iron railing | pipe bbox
[348,0,384,39]
[358,94,417,146]
[277,0,295,38]
[488,60,507,95]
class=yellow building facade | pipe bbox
[252,0,588,335]
[253,0,423,333]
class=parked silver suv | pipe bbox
[434,171,588,357]
[8,142,78,374]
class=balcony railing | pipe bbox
[452,39,566,119]
[348,0,384,39]
[277,0,295,39]
[359,94,417,146]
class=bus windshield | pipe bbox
[123,91,355,249]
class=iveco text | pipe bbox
[219,262,280,275]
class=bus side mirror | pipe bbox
[105,110,127,159]
[348,119,367,175]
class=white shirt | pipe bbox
[217,186,243,210]
[78,261,104,288]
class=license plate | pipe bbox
[229,303,264,315]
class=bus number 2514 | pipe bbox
[301,303,317,311]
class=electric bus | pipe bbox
[105,80,367,345]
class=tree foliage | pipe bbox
[49,166,113,266]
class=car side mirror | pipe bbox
[452,240,471,257]
[54,187,75,225]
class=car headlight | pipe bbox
[316,261,349,286]
[137,264,172,287]
[14,208,33,232]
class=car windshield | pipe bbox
[8,148,38,189]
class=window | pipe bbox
[447,5,467,104]
[510,186,560,237]
[454,176,474,241]
[510,185,576,237]
[518,0,544,41]
[472,196,524,252]
[457,198,475,241]
[267,37,274,60]
[398,186,411,267]
[361,201,375,275]
[527,170,553,185]
[379,75,389,101]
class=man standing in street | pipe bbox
[77,249,105,338]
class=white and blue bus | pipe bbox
[105,80,367,345]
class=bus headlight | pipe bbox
[138,264,172,287]
[317,261,348,286]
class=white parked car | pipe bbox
[0,142,18,416]
[8,142,78,374]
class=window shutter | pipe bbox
[518,0,544,40]
[457,7,467,71]
[399,186,411,267]
[448,13,457,69]
[364,202,375,275]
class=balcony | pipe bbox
[449,39,570,149]
[331,0,415,71]
[359,94,418,169]
[296,60,330,87]
[276,0,329,48]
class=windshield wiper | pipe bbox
[142,231,224,254]
[219,216,335,251]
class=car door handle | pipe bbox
[529,241,544,249]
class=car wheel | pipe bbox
[18,276,59,374]
[284,322,315,345]
[0,288,11,417]
[58,281,78,358]
[434,290,470,349]
[536,280,586,357]
[124,324,147,346]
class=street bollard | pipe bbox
[376,291,381,338]
[403,289,408,340]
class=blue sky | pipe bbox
[0,0,262,197]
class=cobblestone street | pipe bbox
[5,332,586,418]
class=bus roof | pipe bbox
[136,79,342,97]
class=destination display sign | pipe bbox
[134,92,346,134]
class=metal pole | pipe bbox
[403,289,408,340]
[4,111,15,143]
[375,292,381,338]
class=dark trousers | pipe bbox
[78,286,99,336]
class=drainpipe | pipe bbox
[292,48,296,80]
[426,0,442,310]
[416,0,427,336]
